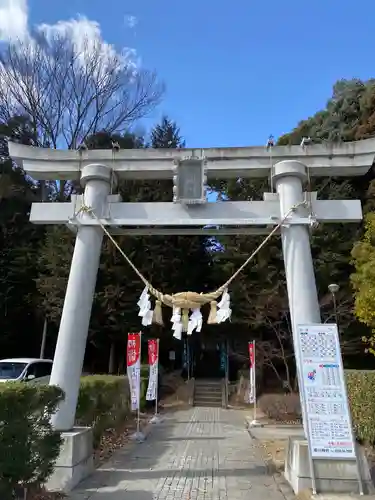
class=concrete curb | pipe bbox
[246,420,297,499]
[274,471,298,500]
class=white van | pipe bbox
[0,358,53,383]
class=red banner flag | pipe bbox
[146,339,159,401]
[248,341,255,404]
[127,333,141,410]
[249,341,254,368]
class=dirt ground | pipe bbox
[259,438,287,473]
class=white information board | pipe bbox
[297,324,356,460]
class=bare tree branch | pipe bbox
[0,33,164,150]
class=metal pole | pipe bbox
[155,339,159,417]
[226,339,229,406]
[187,338,190,380]
[136,332,142,436]
[253,340,257,423]
[328,284,340,330]
[226,339,229,381]
[131,332,145,440]
[40,318,47,359]
[332,293,340,332]
[149,338,161,425]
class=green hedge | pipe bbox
[346,370,375,444]
[0,373,154,494]
[0,383,64,499]
[75,374,151,446]
[75,375,131,446]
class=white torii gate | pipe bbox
[9,139,374,433]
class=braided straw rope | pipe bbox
[76,201,306,309]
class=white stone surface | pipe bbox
[274,160,322,438]
[29,198,363,226]
[8,137,375,180]
[47,427,94,493]
[284,437,373,495]
[49,164,112,431]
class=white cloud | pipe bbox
[124,15,138,29]
[0,0,137,70]
[0,0,28,41]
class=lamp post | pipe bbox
[328,283,340,326]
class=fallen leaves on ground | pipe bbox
[94,412,151,465]
[259,438,288,473]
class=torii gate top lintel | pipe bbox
[8,137,375,181]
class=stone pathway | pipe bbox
[69,407,289,500]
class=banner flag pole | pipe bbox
[248,339,262,428]
[150,338,161,424]
[129,331,145,442]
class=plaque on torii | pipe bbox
[8,138,374,435]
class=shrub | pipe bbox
[75,375,130,447]
[0,383,64,499]
[258,392,302,422]
[345,370,375,444]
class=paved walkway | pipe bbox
[69,407,289,500]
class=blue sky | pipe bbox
[14,1,375,147]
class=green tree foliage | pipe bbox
[150,115,186,148]
[351,214,375,353]
[0,116,46,357]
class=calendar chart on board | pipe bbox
[297,324,356,460]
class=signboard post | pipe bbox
[127,332,145,442]
[297,324,363,495]
[248,341,261,427]
[147,339,161,424]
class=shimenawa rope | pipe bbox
[74,199,307,321]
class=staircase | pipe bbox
[193,379,223,407]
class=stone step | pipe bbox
[193,378,223,408]
[194,401,223,407]
[194,391,222,398]
[195,379,221,387]
[194,388,222,394]
[194,394,222,400]
[194,393,222,399]
[194,396,222,404]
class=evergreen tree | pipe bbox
[151,116,185,148]
[0,116,46,357]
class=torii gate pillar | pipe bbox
[274,160,321,327]
[50,164,113,431]
[274,160,321,401]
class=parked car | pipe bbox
[0,358,53,383]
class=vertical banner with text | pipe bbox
[146,339,159,401]
[127,332,141,411]
[248,341,256,404]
